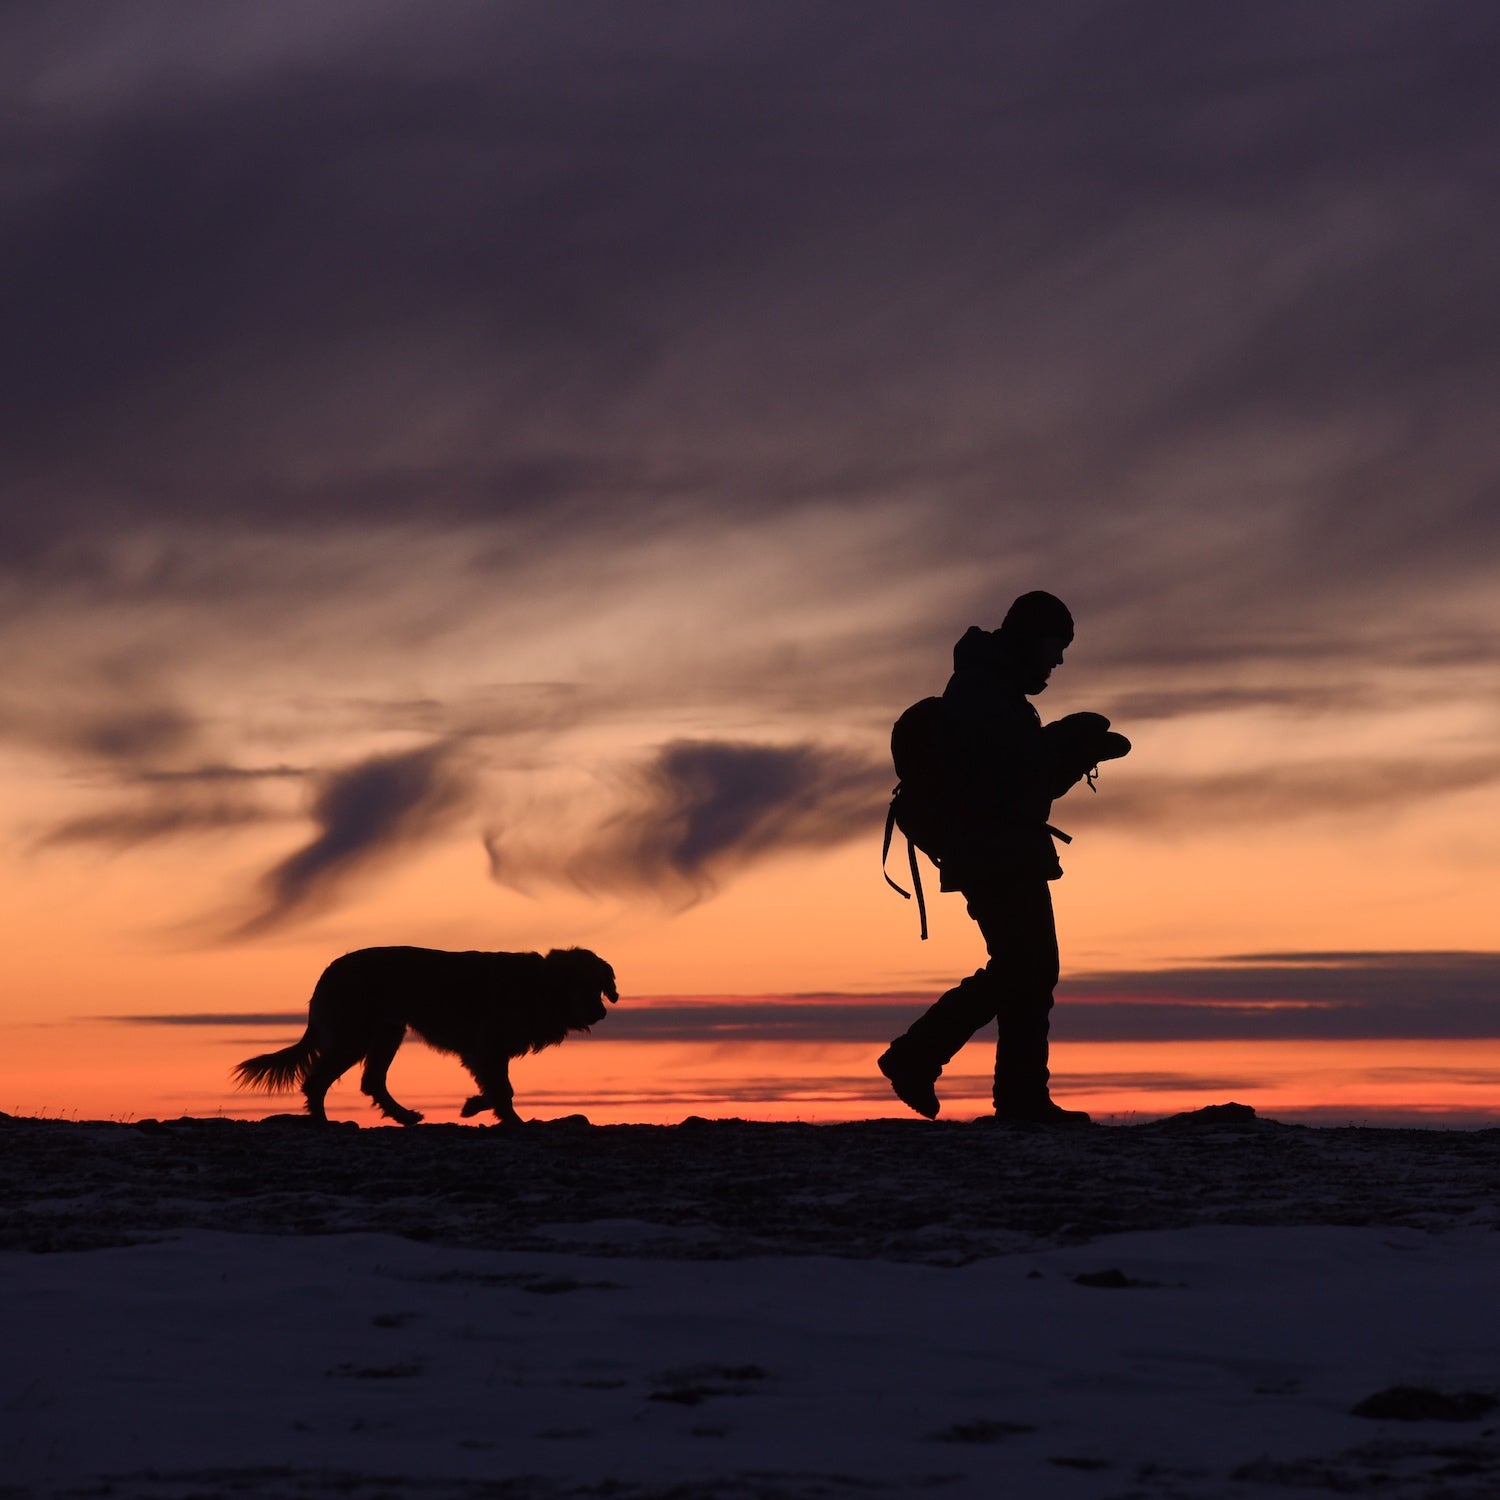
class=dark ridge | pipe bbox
[2,1107,1496,1259]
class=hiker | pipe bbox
[878,591,1129,1124]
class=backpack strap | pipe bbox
[908,835,928,941]
[881,796,907,897]
[882,793,930,941]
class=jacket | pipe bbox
[936,626,1062,890]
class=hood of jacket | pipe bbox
[952,625,1001,675]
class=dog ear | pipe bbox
[596,957,619,1004]
[572,948,618,1003]
[547,947,619,1004]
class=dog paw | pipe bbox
[460,1094,488,1118]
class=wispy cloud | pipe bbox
[3,4,1497,615]
[1075,755,1500,831]
[234,742,471,935]
[34,756,304,853]
[39,798,272,850]
[562,739,889,899]
[2,3,1498,943]
[118,951,1500,1044]
[64,705,197,762]
[1057,950,1500,1040]
[1068,949,1500,997]
[103,1012,305,1027]
[610,955,1500,1042]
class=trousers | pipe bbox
[891,877,1059,1108]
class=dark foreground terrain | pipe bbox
[4,1104,1497,1260]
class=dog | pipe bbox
[233,946,618,1126]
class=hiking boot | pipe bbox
[878,1047,940,1119]
[991,1098,1092,1127]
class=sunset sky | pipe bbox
[4,3,1497,1125]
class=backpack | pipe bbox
[881,695,949,940]
[881,699,1129,938]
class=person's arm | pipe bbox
[1041,712,1131,798]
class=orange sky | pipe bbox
[3,7,1498,1127]
[5,725,1498,1125]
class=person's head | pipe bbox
[997,590,1073,694]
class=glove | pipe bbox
[1041,712,1131,798]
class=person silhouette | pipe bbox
[878,591,1128,1124]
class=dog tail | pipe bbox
[233,1028,318,1094]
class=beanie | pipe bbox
[999,591,1074,644]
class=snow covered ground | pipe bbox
[3,1108,1498,1498]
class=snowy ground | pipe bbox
[3,1107,1498,1499]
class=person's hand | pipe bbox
[1041,712,1130,796]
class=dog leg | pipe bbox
[360,1024,423,1126]
[301,1042,366,1125]
[462,1056,523,1127]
